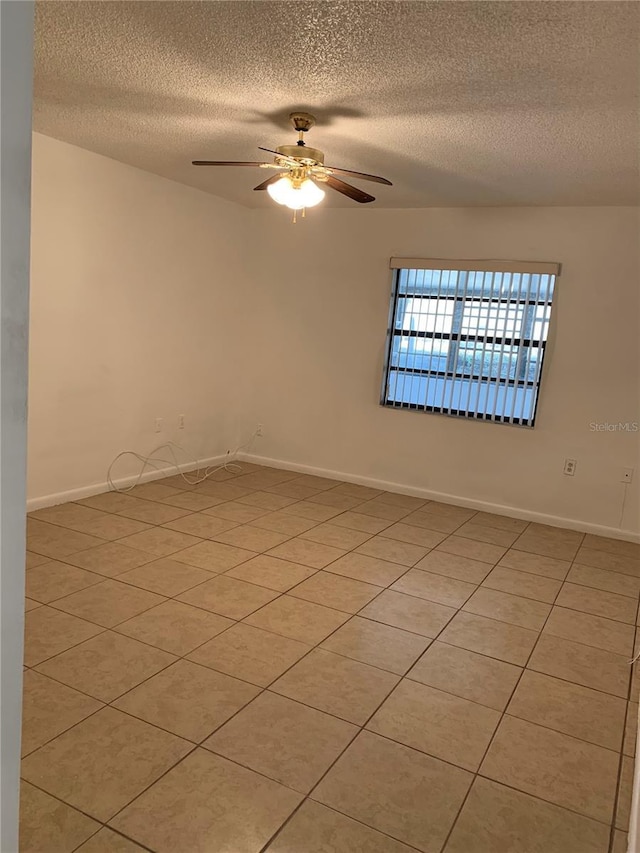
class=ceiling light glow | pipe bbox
[267,176,325,210]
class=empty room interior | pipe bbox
[13,1,640,851]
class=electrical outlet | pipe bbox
[154,417,163,433]
[256,423,263,436]
[178,414,185,430]
[563,458,577,476]
[621,468,634,484]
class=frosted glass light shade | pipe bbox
[267,176,325,209]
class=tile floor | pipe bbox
[19,464,640,852]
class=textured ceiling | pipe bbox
[34,1,639,208]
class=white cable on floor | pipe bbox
[105,430,258,493]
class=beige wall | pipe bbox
[246,206,640,536]
[28,133,248,501]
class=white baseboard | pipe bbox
[26,454,229,511]
[240,452,640,544]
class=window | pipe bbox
[381,258,560,426]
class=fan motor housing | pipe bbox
[276,144,324,165]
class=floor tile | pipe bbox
[19,781,100,853]
[401,509,467,534]
[76,828,146,852]
[471,512,528,533]
[162,512,238,538]
[355,500,411,522]
[583,535,640,561]
[444,776,610,853]
[244,595,350,644]
[53,580,165,628]
[212,524,292,552]
[300,521,373,550]
[282,500,343,521]
[26,551,50,569]
[27,519,104,559]
[543,606,635,655]
[250,510,320,535]
[575,547,640,578]
[356,536,428,566]
[117,557,212,596]
[25,561,102,603]
[225,554,316,591]
[555,582,637,624]
[30,502,109,532]
[324,552,408,586]
[119,527,202,557]
[414,550,492,584]
[117,498,191,525]
[360,589,456,637]
[22,707,191,822]
[616,755,634,830]
[307,491,364,510]
[266,481,325,501]
[330,510,394,534]
[463,587,551,631]
[266,799,416,853]
[128,483,184,502]
[160,490,229,512]
[21,669,102,755]
[289,474,340,491]
[188,622,310,686]
[63,542,154,577]
[24,598,42,612]
[289,571,380,613]
[204,691,357,792]
[439,611,538,665]
[508,669,626,750]
[436,536,506,565]
[528,634,631,698]
[205,500,271,523]
[481,565,561,603]
[24,606,103,666]
[391,569,476,608]
[498,548,571,580]
[453,521,519,548]
[267,537,346,569]
[419,502,475,522]
[195,481,256,500]
[110,748,302,853]
[237,491,300,511]
[80,492,148,514]
[408,641,521,711]
[513,524,583,561]
[177,574,279,619]
[36,631,176,702]
[368,679,500,771]
[77,514,153,541]
[624,702,638,756]
[379,522,446,549]
[321,616,430,674]
[313,730,472,853]
[612,830,629,853]
[332,483,385,501]
[172,539,257,571]
[567,563,640,598]
[115,600,233,655]
[114,659,259,742]
[480,715,619,824]
[271,648,399,724]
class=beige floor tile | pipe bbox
[195,481,256,500]
[205,500,271,523]
[27,519,104,559]
[110,748,302,852]
[24,598,42,612]
[300,522,373,550]
[401,509,467,534]
[391,569,476,608]
[332,483,385,501]
[119,527,202,557]
[480,715,619,824]
[225,554,316,591]
[237,491,300,511]
[26,551,50,569]
[324,552,409,586]
[282,500,343,521]
[307,491,364,510]
[313,730,472,853]
[64,542,154,577]
[117,498,191,525]
[117,557,212,596]
[616,755,634,830]
[267,537,346,569]
[624,702,638,756]
[78,515,153,541]
[471,512,528,533]
[576,547,640,578]
[266,481,325,501]
[80,492,145,513]
[612,830,629,853]
[330,510,394,534]
[30,502,109,531]
[204,691,357,792]
[444,776,610,853]
[508,670,626,750]
[568,563,640,598]
[188,622,310,686]
[75,827,147,852]
[36,631,176,702]
[272,648,399,725]
[419,502,476,522]
[160,490,228,512]
[481,565,562,603]
[583,535,640,561]
[289,474,341,491]
[289,571,380,613]
[22,707,191,822]
[114,659,259,742]
[498,548,571,580]
[368,679,500,771]
[178,575,279,619]
[454,521,519,548]
[321,616,430,675]
[251,510,320,535]
[115,600,233,655]
[528,634,631,698]
[360,589,456,637]
[162,512,238,538]
[556,582,637,624]
[24,606,103,666]
[414,550,492,584]
[172,539,257,571]
[355,500,411,522]
[513,525,583,561]
[380,492,426,510]
[53,580,165,628]
[25,561,102,603]
[439,611,538,665]
[408,641,521,711]
[378,522,446,549]
[213,525,293,553]
[128,483,183,502]
[543,606,635,655]
[266,799,416,853]
[356,535,428,567]
[463,587,551,631]
[245,594,350,644]
[19,781,100,853]
[436,536,506,565]
[21,669,102,755]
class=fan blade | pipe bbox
[192,160,273,167]
[258,147,300,166]
[323,166,392,186]
[324,175,375,203]
[253,174,284,191]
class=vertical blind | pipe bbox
[382,258,561,427]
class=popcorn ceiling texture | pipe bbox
[34,1,639,208]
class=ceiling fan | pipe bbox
[192,112,392,212]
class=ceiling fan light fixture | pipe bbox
[267,176,325,210]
